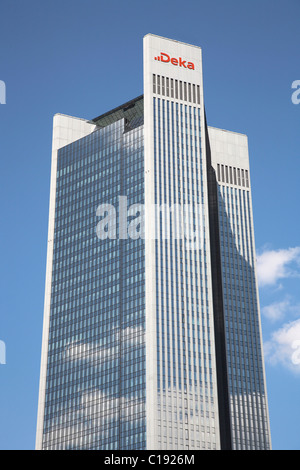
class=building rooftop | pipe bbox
[90,95,144,131]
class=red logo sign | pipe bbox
[154,52,195,70]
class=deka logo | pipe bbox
[154,52,195,70]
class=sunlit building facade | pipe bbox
[36,34,271,450]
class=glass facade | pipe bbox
[153,97,219,449]
[41,118,146,450]
[37,35,271,451]
[217,182,271,450]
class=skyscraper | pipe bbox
[36,34,271,450]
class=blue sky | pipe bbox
[0,0,299,450]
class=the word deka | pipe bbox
[154,52,195,70]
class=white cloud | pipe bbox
[63,326,145,363]
[262,299,291,322]
[264,318,300,373]
[256,246,300,287]
[262,298,300,322]
[42,389,145,449]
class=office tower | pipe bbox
[36,34,271,450]
[207,127,271,450]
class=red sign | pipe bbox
[154,52,195,70]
